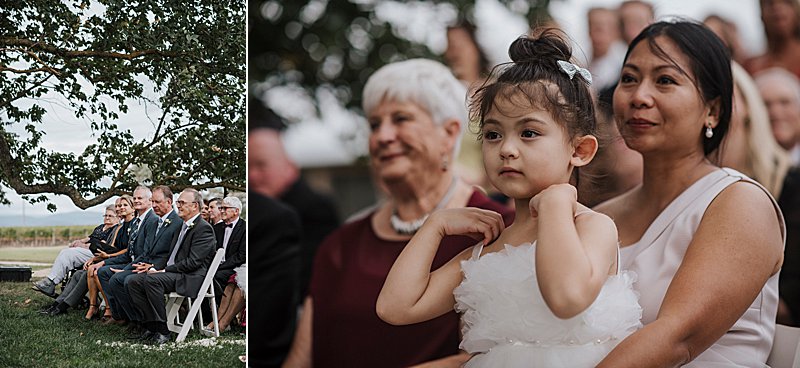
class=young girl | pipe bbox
[376,30,642,367]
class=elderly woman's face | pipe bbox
[367,99,450,183]
[103,209,118,226]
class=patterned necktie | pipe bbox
[167,222,189,267]
[156,217,164,236]
[128,217,141,259]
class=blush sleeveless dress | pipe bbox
[619,168,785,367]
[454,227,643,367]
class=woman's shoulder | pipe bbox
[713,178,782,220]
[592,187,638,221]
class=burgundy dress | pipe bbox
[309,191,513,368]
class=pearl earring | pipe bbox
[705,124,713,139]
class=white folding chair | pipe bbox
[165,248,224,342]
[767,324,800,368]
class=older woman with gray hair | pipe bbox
[281,59,513,368]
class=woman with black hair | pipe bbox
[595,20,784,367]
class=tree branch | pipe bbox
[0,75,52,109]
[0,130,128,208]
[172,181,244,193]
[0,65,57,75]
[1,38,182,60]
[0,129,243,209]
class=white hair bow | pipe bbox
[557,60,592,85]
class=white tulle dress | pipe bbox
[453,242,642,367]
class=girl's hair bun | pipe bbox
[508,30,572,66]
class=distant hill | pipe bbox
[0,211,103,227]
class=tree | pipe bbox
[0,0,245,210]
[249,0,551,112]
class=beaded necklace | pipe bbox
[390,178,458,235]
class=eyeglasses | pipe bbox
[176,200,199,207]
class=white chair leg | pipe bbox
[197,300,205,331]
[176,295,204,342]
[166,295,184,334]
[211,296,220,337]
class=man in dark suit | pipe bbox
[249,102,340,302]
[98,185,158,324]
[248,192,302,366]
[208,197,224,226]
[127,188,216,344]
[212,196,246,298]
[108,185,183,333]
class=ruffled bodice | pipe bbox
[454,242,642,367]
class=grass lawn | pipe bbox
[0,246,62,264]
[0,280,245,367]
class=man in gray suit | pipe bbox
[127,188,216,344]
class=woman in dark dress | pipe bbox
[84,194,135,320]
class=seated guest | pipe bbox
[213,196,246,297]
[595,21,783,367]
[86,195,136,319]
[32,205,119,298]
[207,197,224,226]
[94,186,158,325]
[249,101,341,301]
[201,199,211,222]
[44,197,134,319]
[208,263,246,333]
[106,185,183,336]
[85,195,136,321]
[249,192,302,367]
[281,59,513,368]
[755,67,800,165]
[127,188,216,345]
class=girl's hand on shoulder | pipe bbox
[428,208,504,245]
[530,184,577,217]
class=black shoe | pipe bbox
[47,306,68,317]
[39,302,58,314]
[125,323,142,334]
[147,332,170,345]
[134,330,155,342]
[126,326,145,340]
[40,305,58,315]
